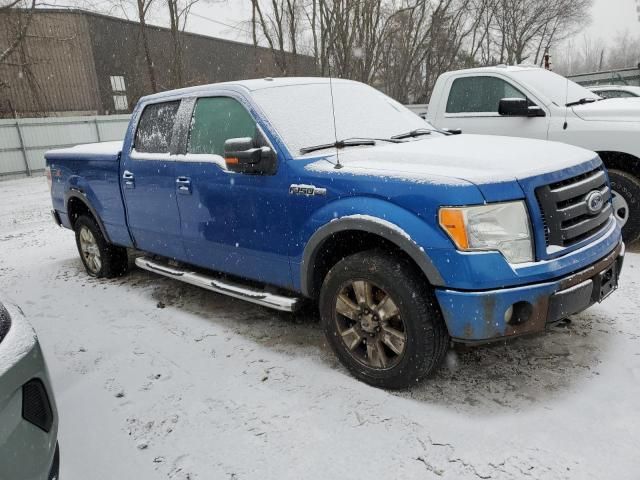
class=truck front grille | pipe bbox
[535,166,612,249]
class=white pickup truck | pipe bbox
[427,65,640,243]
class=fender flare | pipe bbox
[64,190,112,243]
[300,217,445,297]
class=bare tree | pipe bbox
[108,0,159,92]
[167,0,202,87]
[490,0,592,65]
[250,0,304,75]
[0,0,37,69]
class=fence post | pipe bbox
[94,117,102,142]
[14,119,31,177]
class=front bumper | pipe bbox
[435,241,625,342]
[0,303,59,480]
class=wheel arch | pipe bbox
[597,151,640,179]
[301,217,444,299]
[65,191,112,243]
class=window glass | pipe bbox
[134,101,180,154]
[188,97,257,155]
[599,90,634,98]
[113,95,128,111]
[446,76,526,113]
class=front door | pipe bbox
[173,95,292,288]
[439,74,550,140]
[121,100,186,260]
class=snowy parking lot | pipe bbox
[1,176,639,479]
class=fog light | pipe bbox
[504,305,514,323]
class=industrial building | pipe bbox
[0,9,316,118]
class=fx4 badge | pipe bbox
[289,184,327,196]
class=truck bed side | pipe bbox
[45,141,133,248]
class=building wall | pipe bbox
[0,9,317,118]
[0,11,101,118]
[85,13,317,115]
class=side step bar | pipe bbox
[134,257,302,312]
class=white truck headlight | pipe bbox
[439,201,534,264]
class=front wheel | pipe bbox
[319,250,449,389]
[74,215,129,278]
[608,169,640,244]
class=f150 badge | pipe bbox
[289,184,327,196]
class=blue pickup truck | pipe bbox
[46,77,624,388]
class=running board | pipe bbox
[134,257,302,312]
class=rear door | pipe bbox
[439,74,550,139]
[121,100,186,260]
[172,94,293,288]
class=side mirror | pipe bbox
[224,137,276,175]
[498,98,546,117]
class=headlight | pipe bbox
[439,201,533,264]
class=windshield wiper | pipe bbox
[390,128,433,140]
[566,97,598,107]
[299,137,400,155]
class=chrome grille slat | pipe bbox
[548,170,607,202]
[536,166,612,249]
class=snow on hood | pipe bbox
[572,98,640,123]
[0,301,37,377]
[46,141,123,158]
[305,134,596,184]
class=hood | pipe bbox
[305,134,596,186]
[572,98,640,122]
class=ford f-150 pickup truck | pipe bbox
[427,65,640,243]
[46,77,624,388]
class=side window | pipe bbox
[605,90,634,98]
[446,76,527,114]
[134,101,180,153]
[188,97,257,156]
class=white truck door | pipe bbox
[436,74,550,140]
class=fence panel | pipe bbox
[0,114,131,177]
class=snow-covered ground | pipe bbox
[1,176,639,479]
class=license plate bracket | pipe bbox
[598,263,618,302]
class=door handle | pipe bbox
[123,170,135,189]
[176,176,191,195]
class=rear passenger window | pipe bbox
[134,101,180,153]
[188,97,257,156]
[446,76,526,114]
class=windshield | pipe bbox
[251,81,431,156]
[510,69,600,106]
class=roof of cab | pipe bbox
[439,64,543,77]
[140,77,359,103]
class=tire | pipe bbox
[74,215,129,278]
[319,250,449,389]
[608,169,640,244]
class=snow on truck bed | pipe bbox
[46,141,123,158]
[1,176,640,480]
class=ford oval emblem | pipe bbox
[586,190,604,214]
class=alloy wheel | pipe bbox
[334,280,407,369]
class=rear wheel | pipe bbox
[608,169,640,244]
[319,250,449,389]
[74,215,129,278]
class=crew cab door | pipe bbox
[437,74,550,139]
[120,100,186,260]
[172,94,292,288]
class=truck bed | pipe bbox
[45,141,132,247]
